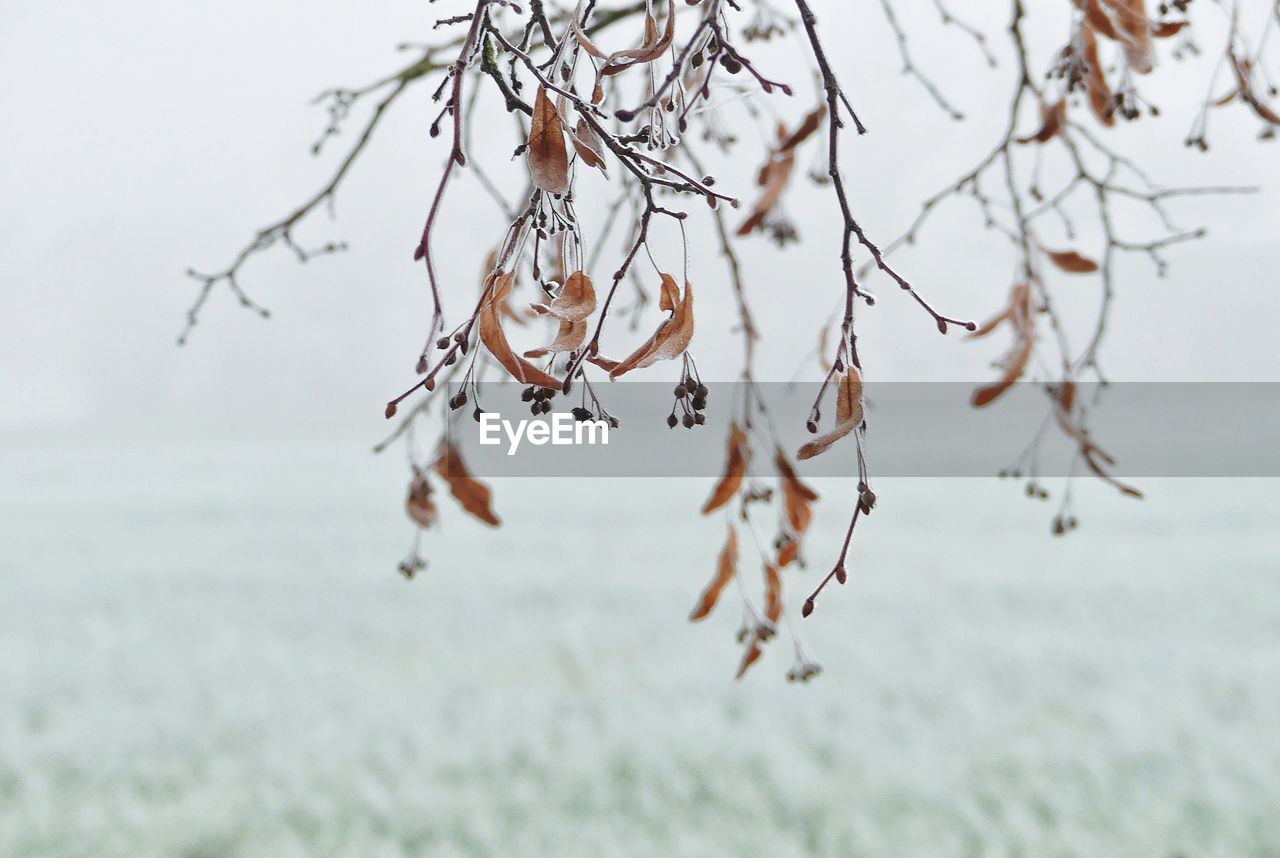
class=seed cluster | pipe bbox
[666,380,709,429]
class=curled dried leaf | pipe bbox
[971,335,1033,407]
[1084,448,1144,498]
[735,640,763,680]
[532,271,597,322]
[736,127,798,237]
[406,471,438,529]
[702,422,749,515]
[1079,0,1121,41]
[606,276,694,378]
[433,443,500,527]
[1152,20,1187,38]
[572,0,676,79]
[969,283,1031,339]
[1229,49,1280,125]
[797,368,864,460]
[777,106,827,152]
[763,563,782,625]
[524,318,587,358]
[570,118,610,177]
[528,86,569,195]
[775,446,819,534]
[1046,248,1100,273]
[479,272,560,389]
[1105,0,1155,74]
[689,526,738,621]
[1081,25,1116,127]
[1017,99,1067,144]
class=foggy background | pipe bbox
[3,2,1280,856]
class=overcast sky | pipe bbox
[3,0,1278,437]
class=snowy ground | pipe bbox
[2,431,1278,857]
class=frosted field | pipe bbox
[3,431,1279,857]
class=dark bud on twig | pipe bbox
[667,414,678,428]
[835,565,847,585]
[802,598,815,618]
[436,337,450,350]
[385,403,397,419]
[806,420,818,434]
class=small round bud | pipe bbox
[436,337,450,350]
[682,414,694,428]
[801,598,815,618]
[694,412,705,425]
[667,414,678,428]
[384,402,397,419]
[694,384,709,398]
[674,384,689,398]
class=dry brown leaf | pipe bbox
[478,272,560,390]
[1017,99,1067,144]
[531,271,596,322]
[777,106,827,152]
[1229,49,1280,125]
[1084,449,1144,498]
[607,276,694,378]
[702,422,749,515]
[570,118,609,177]
[735,640,763,680]
[406,471,438,529]
[572,0,676,79]
[1152,20,1187,38]
[797,368,864,461]
[775,447,819,534]
[524,319,587,359]
[1081,25,1116,127]
[776,539,799,568]
[1105,0,1155,74]
[1080,0,1121,40]
[689,526,738,621]
[970,283,1031,340]
[433,443,501,527]
[586,354,621,373]
[971,335,1033,407]
[528,86,569,195]
[736,150,796,236]
[657,272,680,313]
[763,563,782,625]
[1046,248,1101,273]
